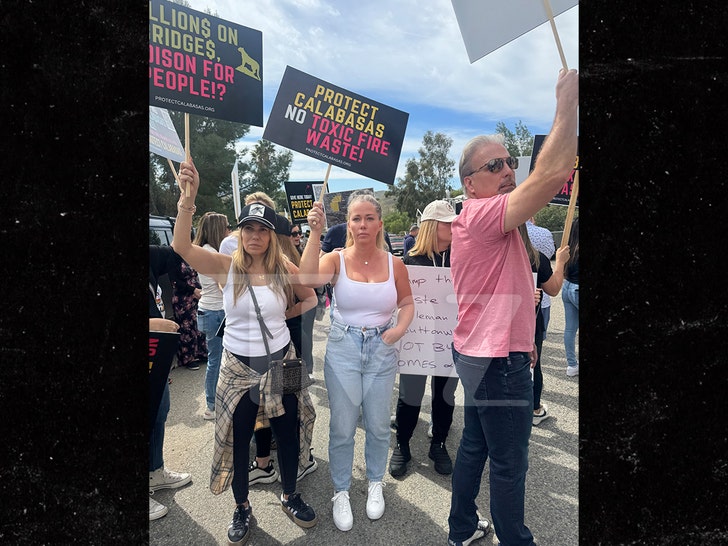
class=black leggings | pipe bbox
[395,374,459,444]
[230,348,300,504]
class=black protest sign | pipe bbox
[149,0,263,126]
[284,181,321,225]
[528,134,579,207]
[149,331,180,437]
[263,66,409,185]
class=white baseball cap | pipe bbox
[420,200,457,223]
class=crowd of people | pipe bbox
[148,67,579,545]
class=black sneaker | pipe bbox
[429,442,453,475]
[389,442,411,477]
[280,492,317,528]
[227,504,252,545]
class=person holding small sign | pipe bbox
[172,161,319,545]
[300,190,414,532]
[389,200,459,478]
[448,68,578,546]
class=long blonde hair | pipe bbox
[407,220,440,260]
[193,212,228,251]
[231,222,295,307]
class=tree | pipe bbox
[495,120,534,157]
[238,140,293,212]
[149,112,250,222]
[383,211,412,235]
[386,131,455,218]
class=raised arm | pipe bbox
[171,158,231,284]
[299,202,338,287]
[504,69,579,232]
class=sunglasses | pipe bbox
[290,231,301,236]
[466,156,519,176]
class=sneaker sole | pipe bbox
[249,473,278,485]
[227,529,250,546]
[277,459,318,483]
[333,518,353,532]
[149,506,169,521]
[150,475,192,492]
[281,505,318,528]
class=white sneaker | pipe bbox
[149,467,192,492]
[203,407,215,420]
[566,365,579,377]
[331,490,353,531]
[366,481,385,520]
[149,495,168,521]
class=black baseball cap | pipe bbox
[236,203,276,229]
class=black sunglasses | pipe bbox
[290,230,301,236]
[467,156,519,176]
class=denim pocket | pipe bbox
[327,323,347,342]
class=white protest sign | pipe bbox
[149,106,185,162]
[231,162,241,220]
[450,0,578,64]
[394,265,458,377]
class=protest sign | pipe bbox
[451,0,577,64]
[395,265,458,377]
[529,134,579,207]
[263,66,409,185]
[150,106,185,162]
[322,188,373,229]
[284,181,321,225]
[149,331,180,437]
[149,0,263,126]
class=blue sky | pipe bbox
[184,0,578,194]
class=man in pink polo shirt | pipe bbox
[447,68,578,546]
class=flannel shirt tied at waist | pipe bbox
[210,347,316,495]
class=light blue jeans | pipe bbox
[324,318,397,492]
[197,308,225,411]
[561,280,580,368]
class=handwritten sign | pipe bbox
[263,66,409,184]
[149,0,263,125]
[395,265,458,377]
[529,134,579,207]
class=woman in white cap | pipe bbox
[172,159,319,545]
[389,199,459,478]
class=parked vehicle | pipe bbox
[388,233,404,256]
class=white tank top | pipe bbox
[332,251,397,327]
[222,264,290,357]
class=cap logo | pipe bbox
[250,204,265,218]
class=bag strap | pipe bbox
[248,282,274,363]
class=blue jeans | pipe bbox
[541,306,551,341]
[561,280,579,368]
[448,349,535,546]
[324,319,397,492]
[149,381,170,472]
[197,308,225,411]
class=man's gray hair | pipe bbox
[458,134,506,186]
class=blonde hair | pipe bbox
[193,212,228,251]
[407,219,440,260]
[231,221,294,307]
[244,192,276,209]
[344,191,386,250]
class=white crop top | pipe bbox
[332,251,398,327]
[222,264,290,357]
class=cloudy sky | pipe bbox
[184,0,578,193]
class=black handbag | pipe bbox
[249,284,313,395]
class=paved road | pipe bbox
[151,291,578,545]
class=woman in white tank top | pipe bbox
[299,191,414,532]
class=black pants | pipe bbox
[395,374,459,445]
[230,348,300,504]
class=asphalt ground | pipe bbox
[151,290,578,545]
